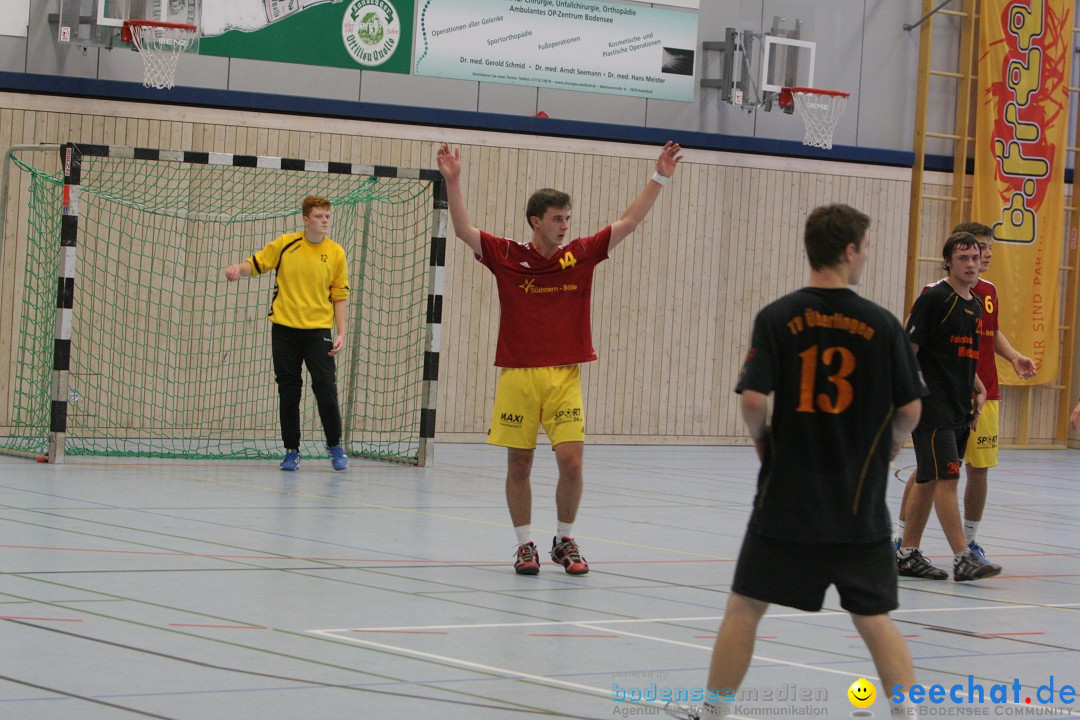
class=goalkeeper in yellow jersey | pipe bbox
[225,195,351,471]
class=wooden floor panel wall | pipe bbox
[1,94,1077,447]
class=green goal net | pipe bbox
[2,145,442,465]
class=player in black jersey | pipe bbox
[895,232,1000,582]
[667,204,925,720]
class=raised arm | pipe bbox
[436,143,482,256]
[608,141,683,250]
[994,329,1037,379]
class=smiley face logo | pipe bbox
[848,678,876,708]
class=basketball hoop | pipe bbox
[779,87,850,150]
[121,19,198,90]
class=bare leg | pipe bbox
[850,613,916,700]
[932,478,968,554]
[900,480,935,548]
[963,465,988,522]
[705,593,769,698]
[506,447,535,527]
[554,441,584,524]
[897,471,916,523]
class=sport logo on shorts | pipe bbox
[499,412,523,427]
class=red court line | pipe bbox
[528,633,619,638]
[352,630,449,635]
[1,616,82,623]
[169,624,267,629]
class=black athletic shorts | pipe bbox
[912,425,970,483]
[732,530,898,616]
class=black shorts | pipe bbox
[732,530,898,616]
[912,426,970,483]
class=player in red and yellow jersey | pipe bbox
[437,141,682,575]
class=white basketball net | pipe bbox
[791,90,849,150]
[128,23,197,90]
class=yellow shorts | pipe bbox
[965,399,999,469]
[487,366,586,449]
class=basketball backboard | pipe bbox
[52,0,201,50]
[700,16,815,113]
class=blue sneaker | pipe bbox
[893,536,902,554]
[968,541,987,562]
[280,449,300,471]
[328,444,348,471]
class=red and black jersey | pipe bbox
[906,281,982,428]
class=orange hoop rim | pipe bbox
[121,19,198,44]
[778,86,850,110]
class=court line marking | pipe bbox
[310,628,619,699]
[312,627,768,720]
[313,602,1080,634]
[315,620,1080,720]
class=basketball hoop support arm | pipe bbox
[904,0,957,31]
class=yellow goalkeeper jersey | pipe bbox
[248,231,350,330]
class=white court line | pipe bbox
[312,627,759,720]
[312,616,1080,720]
[574,622,866,680]
[313,602,1080,634]
[310,628,619,698]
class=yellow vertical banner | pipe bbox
[972,0,1071,383]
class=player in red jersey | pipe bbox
[437,141,682,575]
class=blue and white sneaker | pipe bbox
[968,541,987,563]
[893,536,902,554]
[328,444,348,471]
[280,449,300,471]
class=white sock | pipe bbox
[891,699,918,717]
[514,525,532,546]
[702,701,729,718]
[964,519,979,543]
[556,521,574,540]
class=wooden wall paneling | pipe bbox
[675,157,698,436]
[616,153,641,434]
[686,161,710,436]
[698,165,721,435]
[593,154,622,434]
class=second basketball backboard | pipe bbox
[53,0,201,50]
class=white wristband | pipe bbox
[650,171,669,186]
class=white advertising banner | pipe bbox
[413,0,699,102]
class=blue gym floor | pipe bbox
[2,444,1079,719]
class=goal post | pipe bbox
[2,142,444,466]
